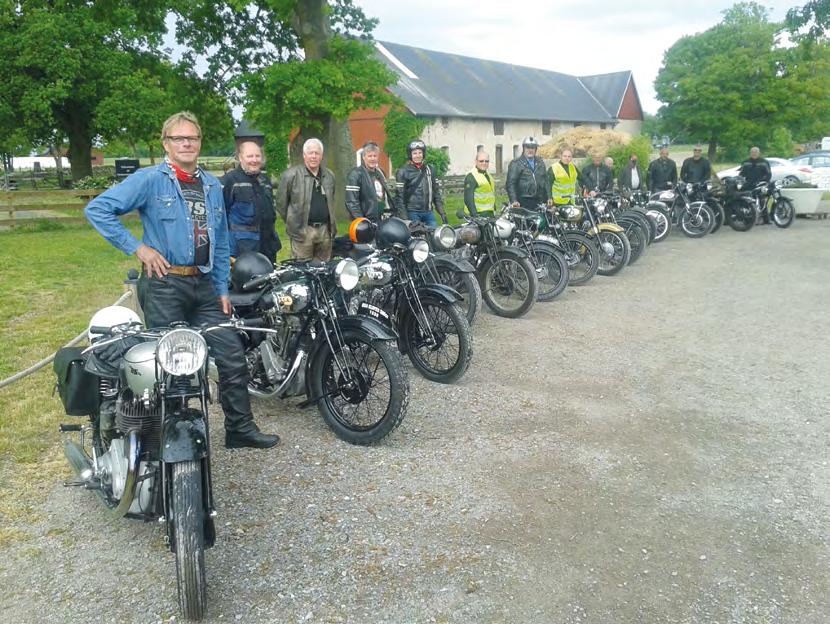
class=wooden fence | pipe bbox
[0,189,106,228]
[440,174,506,195]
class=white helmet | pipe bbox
[87,306,142,342]
[521,137,539,149]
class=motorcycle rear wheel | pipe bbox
[561,232,599,286]
[527,242,569,302]
[172,460,207,621]
[596,231,631,276]
[618,219,648,265]
[431,267,481,326]
[403,300,472,384]
[646,207,672,242]
[478,254,538,318]
[772,197,795,228]
[726,201,755,231]
[312,330,409,445]
[708,200,725,234]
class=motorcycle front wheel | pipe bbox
[618,219,648,265]
[646,206,672,242]
[680,203,714,238]
[727,201,756,232]
[708,200,725,234]
[772,197,795,228]
[402,300,473,384]
[431,267,481,326]
[527,242,569,302]
[561,232,600,286]
[595,231,631,276]
[311,330,409,445]
[478,254,538,318]
[171,460,207,621]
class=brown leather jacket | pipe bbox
[275,164,337,241]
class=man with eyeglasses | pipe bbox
[345,141,394,223]
[85,111,280,450]
[463,151,496,217]
[680,145,712,184]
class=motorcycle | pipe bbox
[338,218,473,384]
[228,254,409,445]
[649,182,715,238]
[628,189,674,243]
[557,195,631,276]
[686,181,726,234]
[720,176,757,232]
[54,305,225,620]
[751,180,796,228]
[453,209,539,318]
[596,192,650,265]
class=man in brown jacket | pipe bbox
[275,138,337,261]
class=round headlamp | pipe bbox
[335,258,360,291]
[409,239,429,263]
[157,328,207,376]
[594,198,607,214]
[432,224,457,250]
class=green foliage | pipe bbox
[73,175,115,190]
[786,0,830,41]
[383,110,451,175]
[766,127,796,157]
[605,136,653,178]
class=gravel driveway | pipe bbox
[1,220,828,623]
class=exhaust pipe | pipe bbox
[64,439,94,481]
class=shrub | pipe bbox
[606,135,653,178]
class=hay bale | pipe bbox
[538,128,632,160]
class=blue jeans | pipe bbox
[408,210,437,227]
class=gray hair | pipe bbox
[362,141,380,154]
[303,138,324,154]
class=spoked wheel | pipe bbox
[403,300,472,384]
[479,254,538,318]
[708,200,725,234]
[646,206,672,242]
[431,267,481,326]
[618,219,648,265]
[772,197,795,228]
[527,242,569,302]
[171,460,207,621]
[680,203,714,238]
[560,232,600,286]
[312,331,409,445]
[595,231,631,276]
[727,201,756,232]
[622,210,655,244]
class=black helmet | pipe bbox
[231,251,273,291]
[521,136,539,149]
[375,217,411,248]
[349,217,376,244]
[234,120,265,146]
[406,140,426,160]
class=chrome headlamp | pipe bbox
[409,239,429,263]
[432,224,457,250]
[157,329,207,376]
[334,258,360,291]
[594,198,607,214]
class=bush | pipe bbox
[606,135,653,178]
[73,175,115,189]
[383,108,451,176]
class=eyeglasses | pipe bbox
[165,135,202,144]
[477,159,490,163]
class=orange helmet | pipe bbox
[348,217,375,244]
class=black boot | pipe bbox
[225,423,280,449]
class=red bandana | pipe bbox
[168,161,199,183]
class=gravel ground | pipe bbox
[1,220,828,623]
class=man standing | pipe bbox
[394,140,447,226]
[739,146,773,223]
[463,151,496,216]
[647,147,678,192]
[680,145,712,184]
[276,138,337,261]
[506,137,550,208]
[221,140,281,263]
[579,153,614,194]
[618,153,644,193]
[85,111,279,449]
[345,141,394,223]
[548,149,580,206]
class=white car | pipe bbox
[717,157,813,186]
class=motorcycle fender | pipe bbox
[430,254,475,274]
[416,282,462,305]
[328,314,399,342]
[492,245,532,261]
[161,412,208,463]
[528,239,564,253]
[596,223,624,234]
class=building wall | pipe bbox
[420,118,602,175]
[348,105,392,175]
[614,119,643,136]
[618,81,643,121]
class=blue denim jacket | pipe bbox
[85,163,230,296]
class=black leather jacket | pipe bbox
[680,157,712,184]
[506,156,549,206]
[579,163,614,193]
[647,158,678,192]
[345,165,395,222]
[738,158,772,188]
[394,163,446,221]
[220,166,281,260]
[618,162,644,191]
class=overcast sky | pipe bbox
[354,0,798,114]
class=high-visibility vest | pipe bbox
[469,168,496,214]
[551,162,578,205]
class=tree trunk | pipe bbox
[292,0,354,225]
[65,116,93,181]
[707,138,717,162]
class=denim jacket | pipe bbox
[85,163,230,296]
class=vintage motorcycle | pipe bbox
[649,183,715,238]
[54,304,224,620]
[596,192,650,265]
[228,254,409,445]
[686,181,726,234]
[556,196,631,276]
[720,176,758,232]
[453,210,539,318]
[751,180,796,228]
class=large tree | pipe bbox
[787,0,830,41]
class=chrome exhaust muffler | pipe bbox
[64,439,94,481]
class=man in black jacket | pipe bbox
[647,147,678,192]
[739,146,773,223]
[221,141,281,264]
[394,140,447,226]
[579,153,614,194]
[618,153,644,193]
[680,145,712,184]
[506,137,550,208]
[345,141,394,222]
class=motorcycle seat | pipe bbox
[229,290,263,310]
[510,207,542,218]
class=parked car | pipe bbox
[717,157,813,186]
[790,150,830,170]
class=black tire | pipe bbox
[402,300,472,384]
[772,197,795,228]
[430,267,481,326]
[680,203,714,238]
[727,200,755,232]
[560,232,600,286]
[618,218,648,265]
[527,242,569,301]
[478,253,537,318]
[171,460,207,622]
[311,330,409,445]
[595,230,631,276]
[646,206,672,242]
[708,200,725,234]
[622,210,655,244]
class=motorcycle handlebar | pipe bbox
[242,273,272,292]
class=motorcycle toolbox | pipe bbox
[53,347,99,416]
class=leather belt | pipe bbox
[167,265,202,277]
[308,221,329,227]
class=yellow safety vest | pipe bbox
[469,168,496,214]
[551,162,578,205]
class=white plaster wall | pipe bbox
[614,119,643,136]
[419,119,601,175]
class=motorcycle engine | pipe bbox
[97,437,156,515]
[115,394,161,457]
